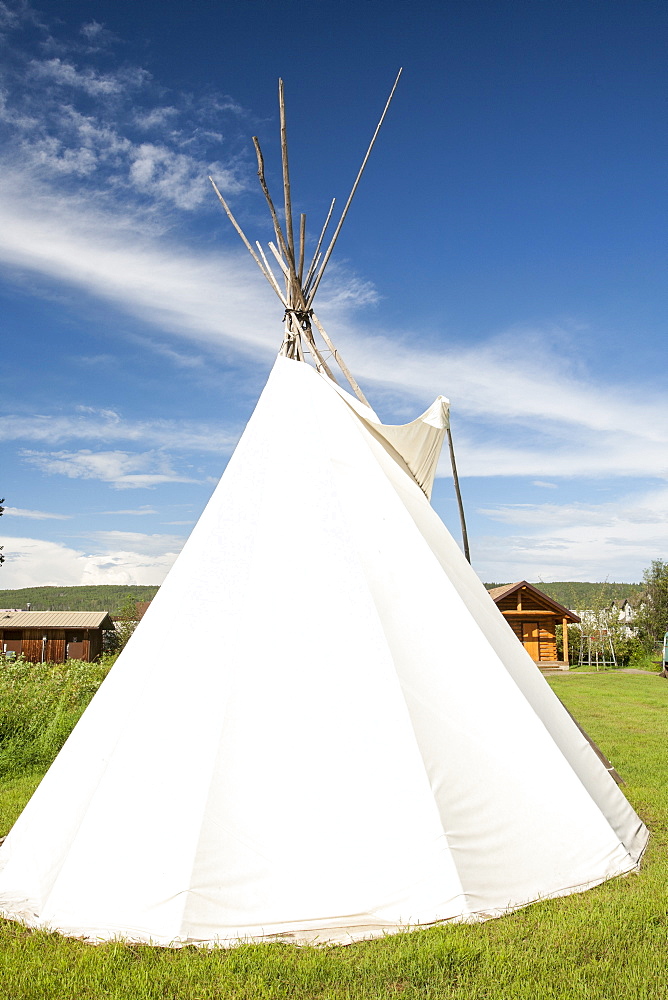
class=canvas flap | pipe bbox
[319,366,450,499]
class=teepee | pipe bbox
[0,77,648,947]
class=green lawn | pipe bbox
[0,670,666,999]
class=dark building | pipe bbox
[0,610,114,663]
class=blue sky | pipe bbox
[1,0,666,588]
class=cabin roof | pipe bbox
[0,610,114,629]
[488,581,580,623]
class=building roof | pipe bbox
[488,581,580,623]
[0,610,114,629]
[613,595,645,609]
[487,583,520,601]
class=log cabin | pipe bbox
[488,581,580,669]
[0,610,114,663]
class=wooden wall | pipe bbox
[0,628,102,663]
[493,590,560,662]
[503,619,558,661]
[88,630,103,661]
[495,592,551,613]
[496,594,520,613]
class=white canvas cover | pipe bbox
[0,355,648,946]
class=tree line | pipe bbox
[3,566,668,663]
[0,585,159,616]
[485,580,645,610]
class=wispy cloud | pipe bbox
[0,1,665,587]
[27,57,147,97]
[0,172,277,351]
[79,20,118,51]
[2,164,667,487]
[88,529,186,556]
[0,4,248,214]
[0,0,41,34]
[3,506,71,520]
[100,505,157,516]
[474,485,668,582]
[21,448,199,489]
[0,409,240,453]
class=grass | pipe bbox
[0,668,666,998]
[0,657,111,781]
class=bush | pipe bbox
[557,622,647,668]
[612,633,645,666]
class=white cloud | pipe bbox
[0,537,90,587]
[0,0,40,33]
[0,171,275,351]
[532,481,557,489]
[315,265,379,309]
[88,530,185,556]
[360,331,667,443]
[0,410,239,453]
[0,1,19,29]
[0,2,666,587]
[0,534,180,587]
[27,57,148,97]
[20,449,198,489]
[2,163,667,491]
[128,142,232,210]
[1,27,247,210]
[473,485,668,582]
[133,106,179,130]
[4,7,659,465]
[25,135,99,176]
[79,20,117,50]
[100,506,157,516]
[3,506,71,520]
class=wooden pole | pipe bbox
[208,176,286,306]
[255,242,288,304]
[268,241,290,277]
[262,250,337,379]
[253,138,296,278]
[298,213,306,284]
[311,312,371,407]
[302,325,338,381]
[306,68,402,309]
[253,135,305,315]
[303,198,335,294]
[213,75,402,405]
[563,616,569,667]
[447,426,471,563]
[278,79,296,265]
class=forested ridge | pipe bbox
[485,580,645,609]
[0,581,645,615]
[0,585,159,615]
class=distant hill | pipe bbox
[0,581,645,617]
[0,585,159,615]
[484,581,645,610]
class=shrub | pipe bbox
[612,633,645,666]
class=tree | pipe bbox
[106,595,142,655]
[635,559,668,649]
